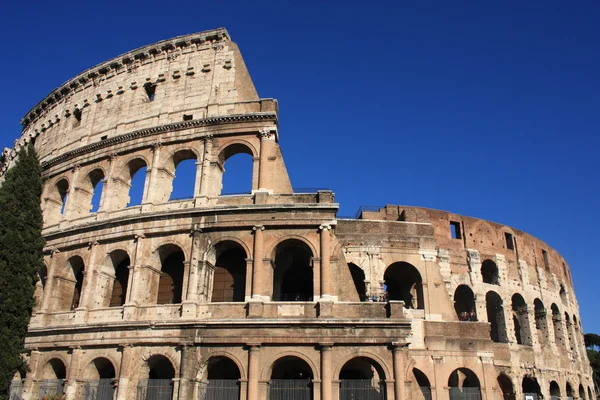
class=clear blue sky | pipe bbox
[1,1,599,333]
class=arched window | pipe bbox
[339,357,386,399]
[551,304,566,347]
[448,368,481,399]
[497,374,514,400]
[156,245,185,304]
[580,384,586,400]
[211,241,247,302]
[454,285,477,321]
[560,284,568,305]
[348,263,366,301]
[384,262,424,309]
[272,239,314,301]
[481,259,499,285]
[114,158,148,208]
[550,381,561,399]
[412,368,432,400]
[83,358,116,399]
[534,299,549,344]
[44,178,69,225]
[565,313,577,355]
[511,294,532,345]
[39,359,67,398]
[270,356,313,399]
[138,355,175,400]
[206,356,241,399]
[566,382,575,399]
[486,291,508,343]
[105,250,130,307]
[219,145,254,195]
[59,256,86,311]
[169,150,197,201]
[522,376,542,399]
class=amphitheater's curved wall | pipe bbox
[1,28,594,400]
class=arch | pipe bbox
[205,356,242,399]
[83,357,116,379]
[348,263,367,301]
[560,284,568,305]
[153,244,185,304]
[481,259,500,285]
[448,368,481,399]
[587,386,593,400]
[269,356,315,399]
[511,293,532,345]
[84,168,106,213]
[566,382,575,399]
[550,381,561,398]
[272,239,314,301]
[267,234,319,261]
[121,157,148,208]
[39,265,48,289]
[580,384,586,400]
[166,148,198,201]
[104,250,131,307]
[497,373,515,400]
[200,351,247,380]
[534,298,549,344]
[217,142,255,196]
[207,356,241,380]
[339,357,387,399]
[63,256,85,311]
[551,303,566,347]
[565,312,576,354]
[40,358,67,379]
[454,284,477,321]
[261,351,320,381]
[522,376,542,397]
[270,355,315,379]
[217,141,258,162]
[384,262,424,309]
[138,355,175,399]
[44,178,69,225]
[412,368,432,400]
[486,291,508,343]
[211,240,247,302]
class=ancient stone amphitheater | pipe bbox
[1,28,594,400]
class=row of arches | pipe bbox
[452,285,585,357]
[44,143,255,225]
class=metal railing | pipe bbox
[340,379,386,400]
[419,386,433,400]
[84,379,116,400]
[9,380,24,400]
[449,387,482,400]
[39,379,66,398]
[136,379,173,400]
[269,379,313,400]
[202,380,240,400]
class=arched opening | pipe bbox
[39,359,67,397]
[481,259,499,285]
[219,144,254,195]
[169,150,197,201]
[580,384,586,400]
[44,178,69,225]
[206,356,241,399]
[560,284,568,305]
[384,262,424,309]
[587,386,593,400]
[138,355,175,400]
[534,299,549,345]
[66,256,85,311]
[522,376,542,399]
[106,250,130,307]
[270,356,313,399]
[35,265,48,311]
[211,241,247,302]
[120,158,148,208]
[454,285,477,321]
[412,368,431,400]
[551,304,566,347]
[565,313,577,355]
[87,169,105,213]
[550,381,561,399]
[339,357,386,400]
[348,263,367,301]
[486,291,508,343]
[511,293,532,345]
[83,357,116,400]
[155,245,185,304]
[272,239,314,301]
[497,374,515,400]
[566,382,575,400]
[448,368,481,399]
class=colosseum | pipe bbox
[0,28,594,400]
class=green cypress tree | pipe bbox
[0,143,45,399]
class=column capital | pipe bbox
[151,142,163,151]
[258,129,276,141]
[202,134,214,142]
[319,342,334,350]
[391,341,409,351]
[247,343,261,350]
[253,225,265,232]
[319,224,332,231]
[109,153,120,162]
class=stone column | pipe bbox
[392,343,406,400]
[320,343,333,400]
[178,345,196,400]
[23,350,41,400]
[183,229,202,315]
[78,241,99,310]
[124,234,145,319]
[41,251,59,312]
[117,345,135,400]
[319,224,332,299]
[258,130,275,191]
[146,142,162,205]
[99,153,118,212]
[251,226,265,299]
[247,344,261,400]
[65,346,82,400]
[63,165,81,221]
[198,136,213,198]
[193,141,206,198]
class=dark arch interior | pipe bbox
[92,358,116,379]
[454,284,477,321]
[413,368,431,388]
[550,381,561,396]
[207,357,241,380]
[212,243,247,302]
[68,256,85,310]
[109,251,130,307]
[271,356,314,379]
[56,179,69,214]
[127,158,147,207]
[448,368,480,388]
[339,357,385,381]
[46,359,67,379]
[88,169,105,213]
[273,240,313,301]
[384,262,423,309]
[580,384,586,399]
[348,263,366,301]
[486,291,507,343]
[39,265,48,288]
[148,356,175,380]
[497,374,514,397]
[157,247,185,304]
[481,260,499,284]
[566,382,574,397]
[522,376,542,395]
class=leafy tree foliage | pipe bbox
[0,144,44,399]
[586,333,600,393]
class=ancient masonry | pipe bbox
[0,28,594,400]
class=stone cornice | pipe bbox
[40,112,278,170]
[21,28,229,129]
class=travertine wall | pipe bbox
[2,29,594,400]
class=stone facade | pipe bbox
[1,28,594,400]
